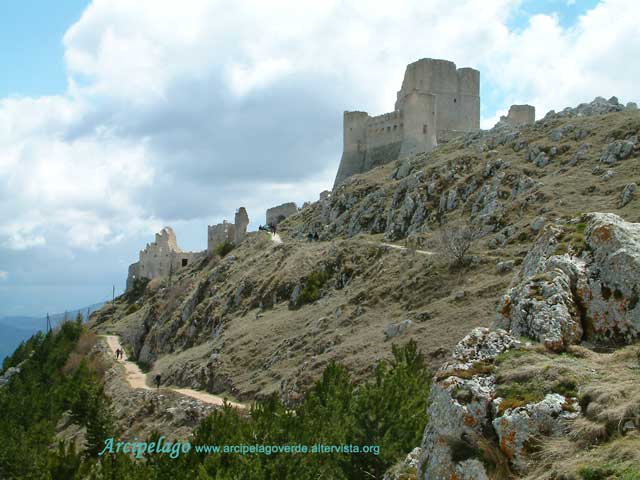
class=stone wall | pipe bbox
[266,202,298,227]
[234,207,249,244]
[207,221,235,253]
[207,207,251,254]
[333,58,480,188]
[500,104,535,126]
[126,227,202,290]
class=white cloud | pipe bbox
[0,0,639,256]
[0,270,9,280]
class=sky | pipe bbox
[0,0,638,318]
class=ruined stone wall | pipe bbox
[126,227,202,290]
[234,207,249,244]
[266,202,298,227]
[207,221,235,254]
[500,104,536,126]
[207,207,251,254]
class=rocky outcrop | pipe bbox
[581,213,640,343]
[492,393,579,470]
[419,213,640,478]
[542,96,631,120]
[498,213,640,349]
[420,328,519,479]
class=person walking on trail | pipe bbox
[154,374,162,390]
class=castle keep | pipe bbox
[333,58,480,187]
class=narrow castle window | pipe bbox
[182,259,188,267]
[454,98,457,103]
[423,125,427,134]
[393,125,397,130]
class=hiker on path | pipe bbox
[154,374,162,390]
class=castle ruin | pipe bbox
[266,202,298,227]
[126,227,202,290]
[207,207,250,254]
[500,104,536,126]
[333,58,480,188]
[126,208,251,291]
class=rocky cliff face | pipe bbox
[284,97,639,247]
[417,212,640,479]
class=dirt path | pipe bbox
[102,335,245,409]
[375,241,434,256]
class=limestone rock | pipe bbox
[383,447,424,480]
[600,138,636,164]
[385,319,413,340]
[618,183,637,208]
[530,216,545,233]
[0,365,21,387]
[580,213,640,343]
[496,260,515,274]
[420,328,519,480]
[492,393,580,471]
[498,213,640,348]
[498,254,585,352]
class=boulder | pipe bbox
[385,319,412,340]
[618,183,637,208]
[580,213,640,343]
[496,260,515,274]
[530,216,545,233]
[492,393,580,470]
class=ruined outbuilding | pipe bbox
[500,104,535,126]
[266,202,298,227]
[333,58,480,188]
[126,227,202,291]
[207,207,250,254]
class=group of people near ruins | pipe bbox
[259,224,278,234]
[115,348,124,360]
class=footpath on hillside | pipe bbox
[375,241,434,256]
[102,335,245,409]
[271,228,432,255]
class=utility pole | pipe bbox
[112,285,115,301]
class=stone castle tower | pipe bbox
[333,58,480,188]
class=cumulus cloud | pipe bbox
[0,0,639,314]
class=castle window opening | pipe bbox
[393,125,397,130]
[182,259,188,267]
[454,98,457,103]
[423,125,427,134]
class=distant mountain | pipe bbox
[0,302,105,364]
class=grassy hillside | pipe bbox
[90,101,639,404]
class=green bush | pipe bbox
[298,270,331,305]
[214,240,235,258]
